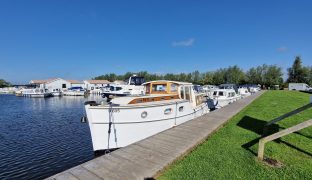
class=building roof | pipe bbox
[30,78,58,84]
[85,80,110,84]
[67,80,83,84]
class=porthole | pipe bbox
[164,108,172,115]
[141,111,148,118]
[179,106,184,112]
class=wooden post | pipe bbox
[258,119,312,160]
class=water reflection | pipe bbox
[0,94,103,180]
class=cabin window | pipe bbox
[116,87,122,91]
[62,84,66,88]
[170,83,178,92]
[145,84,150,94]
[91,87,94,90]
[152,84,167,92]
[179,106,184,112]
[196,95,204,106]
[185,86,191,101]
[213,91,217,96]
[218,91,224,96]
[180,87,185,99]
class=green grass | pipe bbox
[158,91,312,179]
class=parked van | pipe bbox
[288,83,312,91]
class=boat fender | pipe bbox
[84,101,97,106]
[81,116,88,123]
[214,99,218,107]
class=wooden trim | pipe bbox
[128,95,180,104]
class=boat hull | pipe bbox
[85,101,209,151]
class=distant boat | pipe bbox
[203,85,218,98]
[211,88,239,108]
[238,87,251,97]
[50,89,62,97]
[63,87,85,96]
[21,88,52,98]
[83,80,210,151]
[101,75,145,99]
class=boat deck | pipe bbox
[47,91,265,180]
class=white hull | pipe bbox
[22,93,51,97]
[51,92,62,97]
[85,101,209,151]
[63,91,85,96]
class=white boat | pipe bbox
[83,80,210,151]
[238,87,251,98]
[101,75,145,98]
[249,85,260,94]
[50,88,62,97]
[21,88,52,97]
[63,87,85,96]
[211,89,238,108]
[203,85,218,98]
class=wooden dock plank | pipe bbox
[47,91,264,180]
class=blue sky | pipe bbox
[0,0,311,84]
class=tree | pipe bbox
[224,65,245,84]
[212,68,227,85]
[0,79,11,88]
[201,72,214,85]
[287,56,309,83]
[263,65,283,87]
[308,67,312,86]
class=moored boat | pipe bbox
[101,75,145,99]
[21,88,52,97]
[83,80,210,152]
[211,88,238,108]
[63,87,85,96]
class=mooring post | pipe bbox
[258,139,265,161]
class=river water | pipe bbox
[0,94,103,180]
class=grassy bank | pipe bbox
[159,91,312,179]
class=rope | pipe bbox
[106,102,113,154]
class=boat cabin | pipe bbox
[112,81,206,107]
[212,89,236,98]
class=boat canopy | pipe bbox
[143,80,192,95]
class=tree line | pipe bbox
[94,56,312,88]
[1,56,311,88]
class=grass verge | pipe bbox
[158,91,312,179]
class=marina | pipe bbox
[1,1,312,179]
[48,91,264,180]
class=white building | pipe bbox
[84,80,110,91]
[67,80,85,89]
[29,78,83,92]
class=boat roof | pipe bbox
[213,88,235,92]
[111,94,179,105]
[106,98,186,107]
[142,80,192,85]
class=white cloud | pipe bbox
[172,38,195,47]
[277,47,288,52]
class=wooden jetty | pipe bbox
[47,91,265,180]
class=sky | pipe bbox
[0,0,311,84]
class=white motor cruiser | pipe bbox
[203,85,218,98]
[83,80,210,151]
[63,87,85,96]
[211,89,238,108]
[50,88,62,97]
[102,75,145,98]
[238,87,251,98]
[21,88,52,98]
